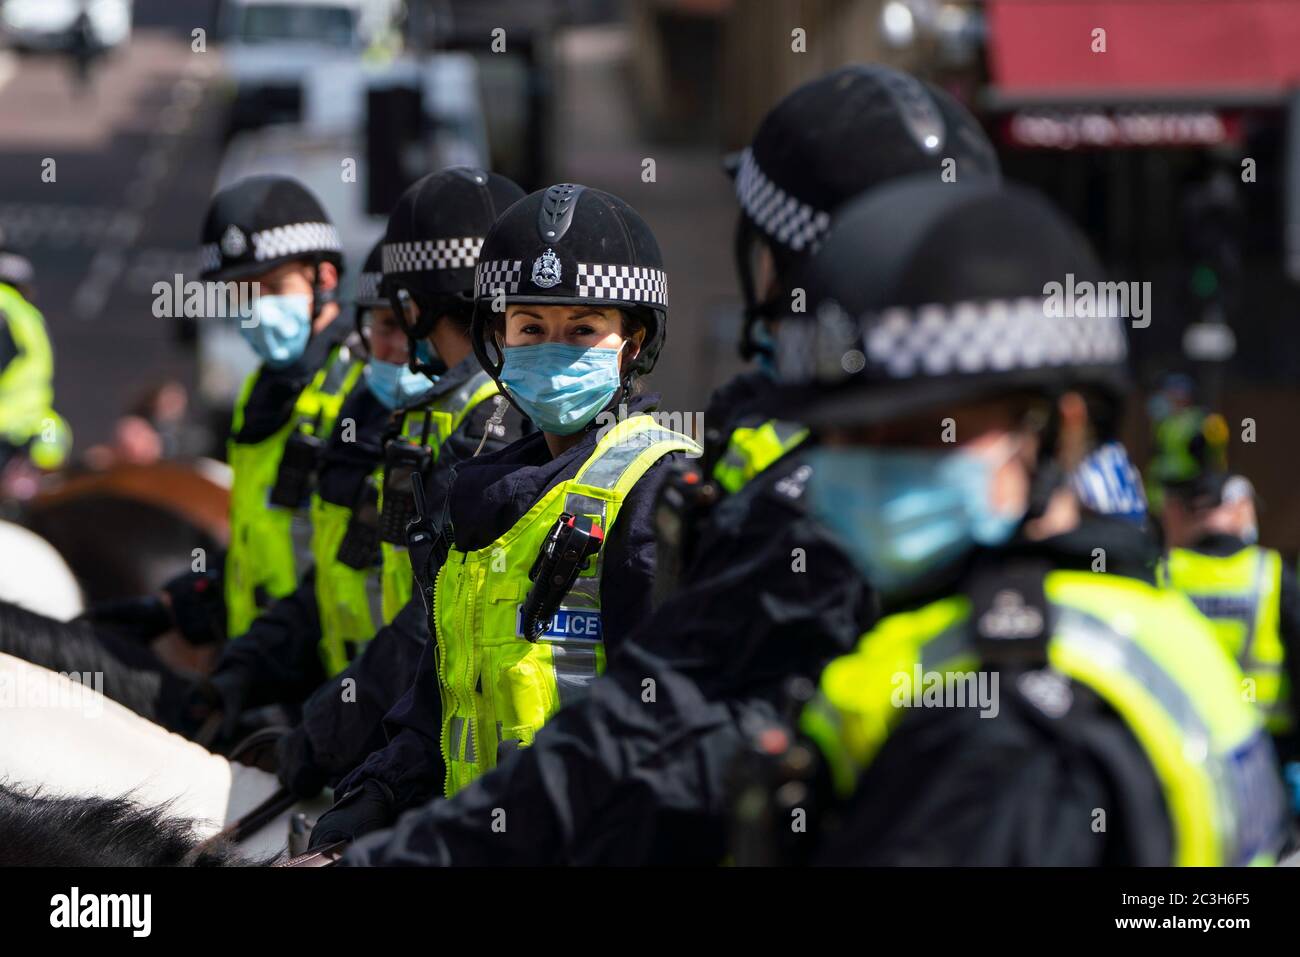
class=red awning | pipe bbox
[987,1,1300,97]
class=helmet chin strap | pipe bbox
[309,257,336,331]
[1024,402,1066,522]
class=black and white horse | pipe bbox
[0,783,248,866]
[0,653,330,860]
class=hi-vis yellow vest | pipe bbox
[712,419,807,495]
[377,370,501,623]
[225,345,363,637]
[432,414,701,796]
[1164,545,1291,734]
[311,488,386,676]
[802,570,1283,866]
[0,283,60,454]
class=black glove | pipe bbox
[180,669,249,746]
[309,779,396,850]
[79,595,172,643]
[277,726,329,799]
[163,568,227,646]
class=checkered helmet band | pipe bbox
[250,221,341,261]
[474,259,523,296]
[475,259,667,307]
[575,263,667,307]
[383,237,484,275]
[776,296,1128,385]
[357,270,382,304]
[735,147,832,254]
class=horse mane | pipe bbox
[0,599,188,725]
[0,782,250,866]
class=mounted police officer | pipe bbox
[270,168,530,797]
[740,177,1286,866]
[657,64,1002,600]
[199,175,363,639]
[181,238,386,742]
[332,67,1009,866]
[309,183,700,846]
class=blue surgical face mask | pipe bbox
[804,442,1026,599]
[365,358,434,410]
[239,293,313,367]
[499,341,625,435]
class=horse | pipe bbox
[0,783,249,866]
[0,652,331,860]
[20,460,230,602]
[0,520,84,620]
[0,598,191,725]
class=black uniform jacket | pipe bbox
[342,448,876,865]
[332,392,690,813]
[260,355,530,779]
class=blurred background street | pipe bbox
[4,0,1300,547]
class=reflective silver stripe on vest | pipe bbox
[429,369,494,416]
[319,348,356,396]
[1053,606,1239,863]
[552,643,600,708]
[577,424,693,490]
[1236,549,1270,676]
[919,622,972,671]
[290,511,314,575]
[449,715,476,763]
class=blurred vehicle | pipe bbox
[195,50,489,415]
[218,0,402,135]
[0,0,132,53]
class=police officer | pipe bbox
[335,69,1003,866]
[271,168,530,796]
[755,178,1285,865]
[367,167,529,625]
[1162,469,1300,757]
[0,231,71,478]
[309,183,700,845]
[704,64,1000,492]
[200,175,364,639]
[180,240,385,741]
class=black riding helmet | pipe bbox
[381,167,525,375]
[355,240,386,310]
[199,175,343,327]
[730,64,1001,358]
[767,176,1128,430]
[352,239,385,353]
[200,175,342,282]
[471,183,668,388]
